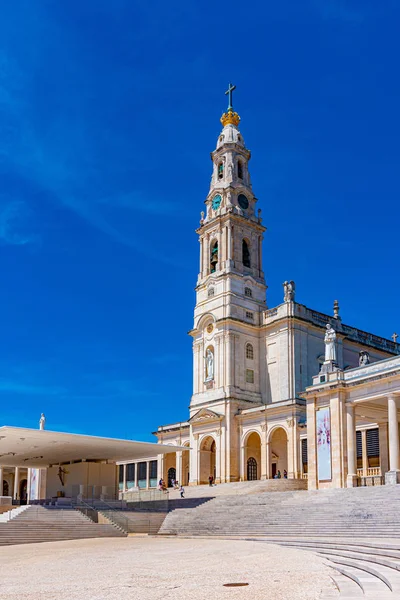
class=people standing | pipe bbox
[208,475,214,487]
[179,485,185,498]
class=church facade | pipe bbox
[117,90,399,492]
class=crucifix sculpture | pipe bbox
[225,82,236,110]
[392,332,398,343]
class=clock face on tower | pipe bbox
[238,194,249,210]
[212,194,222,210]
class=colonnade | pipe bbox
[0,466,28,500]
[346,394,399,486]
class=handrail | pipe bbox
[79,498,132,534]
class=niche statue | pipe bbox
[205,348,214,381]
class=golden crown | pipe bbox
[220,109,240,127]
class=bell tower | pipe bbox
[190,85,267,416]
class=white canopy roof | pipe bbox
[0,426,183,467]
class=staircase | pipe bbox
[0,505,30,522]
[269,540,400,598]
[99,510,167,534]
[159,485,400,538]
[0,505,127,546]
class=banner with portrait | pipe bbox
[317,406,332,481]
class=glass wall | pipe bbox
[149,460,157,488]
[138,462,147,489]
[126,463,135,489]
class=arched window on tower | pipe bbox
[245,287,252,297]
[246,343,254,360]
[237,161,243,180]
[218,162,224,180]
[242,239,251,268]
[210,240,218,273]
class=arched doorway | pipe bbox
[19,479,27,504]
[199,436,216,484]
[244,432,261,480]
[247,457,257,480]
[167,467,176,488]
[182,443,190,486]
[3,480,9,496]
[164,447,176,488]
[270,427,288,478]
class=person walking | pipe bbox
[208,475,214,487]
[179,485,185,499]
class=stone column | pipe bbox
[13,467,20,500]
[204,235,210,276]
[378,422,389,476]
[146,462,150,490]
[189,430,199,485]
[287,418,299,479]
[361,429,368,476]
[266,441,272,479]
[386,394,400,485]
[260,426,268,480]
[306,397,317,490]
[0,467,3,496]
[176,451,183,486]
[199,238,203,277]
[123,464,127,493]
[227,225,233,267]
[346,404,357,487]
[215,434,221,484]
[239,444,245,481]
[134,462,138,487]
[157,454,164,485]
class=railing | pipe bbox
[301,473,308,480]
[122,488,169,511]
[357,467,381,477]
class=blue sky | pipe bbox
[0,1,399,441]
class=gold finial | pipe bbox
[220,110,240,127]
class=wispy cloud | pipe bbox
[0,4,180,261]
[0,200,39,246]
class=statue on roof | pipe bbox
[359,351,370,366]
[39,413,46,431]
[283,280,295,303]
[324,324,337,362]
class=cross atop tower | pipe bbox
[225,83,236,110]
[392,332,398,343]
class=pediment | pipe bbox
[189,408,222,423]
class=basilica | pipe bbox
[119,88,400,492]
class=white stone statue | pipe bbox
[205,348,214,381]
[39,413,46,430]
[228,162,234,179]
[283,280,295,302]
[359,351,370,366]
[324,324,337,362]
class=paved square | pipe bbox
[0,537,335,599]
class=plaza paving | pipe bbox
[0,536,335,599]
